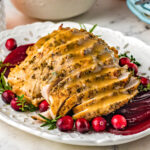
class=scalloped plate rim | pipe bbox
[0,21,150,146]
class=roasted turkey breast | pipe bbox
[8,26,140,120]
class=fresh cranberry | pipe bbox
[5,38,17,51]
[75,118,90,133]
[111,114,127,130]
[108,118,150,135]
[10,98,21,111]
[127,63,138,75]
[92,117,107,132]
[1,90,15,104]
[39,100,49,112]
[119,57,130,67]
[140,77,149,86]
[56,116,74,132]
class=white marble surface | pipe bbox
[70,0,150,45]
[1,0,150,150]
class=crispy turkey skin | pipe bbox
[8,26,140,120]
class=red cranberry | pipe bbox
[56,116,74,132]
[127,63,138,75]
[39,100,49,112]
[10,98,22,111]
[92,117,107,132]
[111,114,127,130]
[5,38,17,51]
[119,57,130,67]
[1,90,15,104]
[140,77,149,86]
[75,118,90,133]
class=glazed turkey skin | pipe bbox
[7,26,140,120]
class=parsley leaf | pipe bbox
[39,114,61,130]
[119,52,141,67]
[0,68,12,94]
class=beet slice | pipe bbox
[126,110,150,125]
[1,43,34,77]
[133,91,150,102]
[106,91,150,134]
[117,103,150,115]
[108,119,150,135]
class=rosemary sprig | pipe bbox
[130,55,141,67]
[119,52,141,67]
[39,114,61,130]
[138,83,150,92]
[0,68,11,94]
[80,24,100,36]
[79,24,87,30]
[28,103,38,112]
[16,95,26,112]
[16,95,38,112]
[0,61,11,69]
[89,24,97,33]
[119,52,128,58]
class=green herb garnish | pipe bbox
[79,24,87,30]
[52,72,57,76]
[119,52,141,67]
[89,24,97,33]
[39,114,61,130]
[138,83,150,92]
[16,95,38,112]
[0,68,11,94]
[28,103,38,112]
[0,61,11,69]
[80,24,101,37]
[130,55,141,67]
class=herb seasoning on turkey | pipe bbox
[7,26,140,121]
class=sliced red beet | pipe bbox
[105,91,150,135]
[108,119,150,135]
[133,91,150,102]
[117,104,150,115]
[126,110,150,125]
[126,99,150,108]
[1,43,34,77]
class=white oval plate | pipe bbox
[0,21,150,146]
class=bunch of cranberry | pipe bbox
[2,38,150,134]
[2,90,127,133]
[119,57,149,85]
[56,114,127,133]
